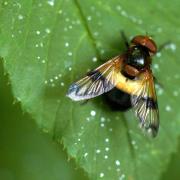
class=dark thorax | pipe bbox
[126,45,150,70]
[122,45,151,79]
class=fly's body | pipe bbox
[67,35,159,137]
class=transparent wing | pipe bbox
[67,55,124,101]
[131,69,159,137]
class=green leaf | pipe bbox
[0,62,88,180]
[0,0,180,180]
[161,137,180,180]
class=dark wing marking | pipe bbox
[67,55,124,101]
[131,69,159,137]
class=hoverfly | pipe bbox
[67,34,159,137]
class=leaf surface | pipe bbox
[0,0,180,179]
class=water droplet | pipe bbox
[100,173,104,178]
[153,64,159,69]
[64,27,68,32]
[92,57,97,62]
[100,123,105,127]
[90,110,96,116]
[165,105,171,112]
[156,52,161,57]
[104,155,108,159]
[65,18,70,22]
[100,49,105,54]
[165,43,176,51]
[76,20,81,25]
[119,174,125,180]
[86,117,90,122]
[98,21,102,26]
[68,52,73,56]
[121,10,128,17]
[105,138,109,143]
[84,152,88,158]
[69,25,73,29]
[137,19,143,24]
[4,1,8,5]
[47,0,55,6]
[169,43,176,51]
[90,6,95,11]
[116,5,122,11]
[96,149,101,154]
[40,43,44,47]
[115,160,121,166]
[157,87,163,96]
[42,128,49,133]
[174,74,180,79]
[45,28,51,34]
[58,10,62,14]
[65,42,69,47]
[38,3,42,7]
[18,14,23,20]
[116,168,120,172]
[173,90,179,96]
[94,32,99,36]
[36,30,41,35]
[100,117,105,122]
[87,16,92,21]
[157,27,162,33]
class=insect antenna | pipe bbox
[120,30,129,48]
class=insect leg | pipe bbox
[153,76,163,88]
[158,41,171,52]
[120,30,129,48]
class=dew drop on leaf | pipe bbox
[99,173,104,178]
[165,105,172,112]
[36,30,41,35]
[18,14,23,20]
[90,110,96,116]
[115,160,121,166]
[47,0,55,6]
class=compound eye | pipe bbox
[145,38,157,54]
[131,35,157,55]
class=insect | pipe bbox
[67,34,159,137]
